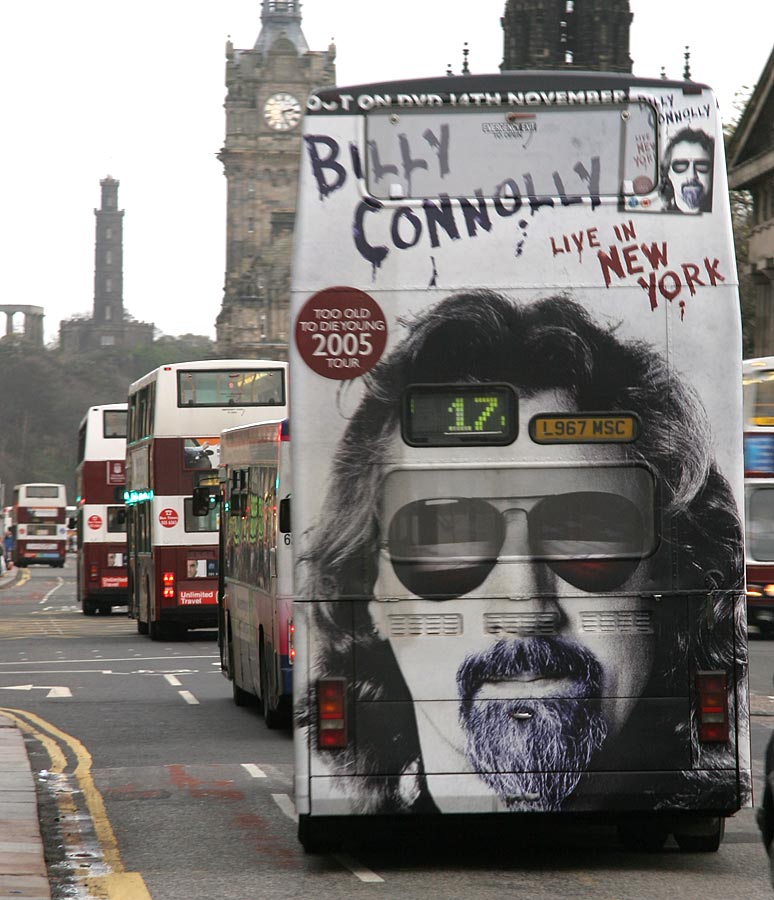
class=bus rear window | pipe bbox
[104,410,127,438]
[25,486,60,498]
[178,369,285,408]
[365,101,657,200]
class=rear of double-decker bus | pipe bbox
[218,418,293,726]
[743,358,774,635]
[125,360,288,640]
[75,404,128,615]
[290,72,749,852]
[12,483,67,567]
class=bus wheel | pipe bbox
[137,616,149,635]
[674,817,724,852]
[98,605,111,616]
[83,600,97,616]
[227,631,251,707]
[260,643,281,729]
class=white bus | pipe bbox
[75,403,128,615]
[12,483,68,567]
[125,360,288,639]
[742,357,774,635]
[290,71,749,853]
[217,418,293,727]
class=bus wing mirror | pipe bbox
[115,508,127,526]
[279,497,291,534]
[192,487,212,516]
[67,516,76,529]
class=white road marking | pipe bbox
[38,578,64,604]
[333,854,385,884]
[178,690,199,705]
[0,655,217,667]
[242,763,267,779]
[164,674,182,686]
[271,792,298,822]
[0,684,72,698]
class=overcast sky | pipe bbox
[0,1,770,344]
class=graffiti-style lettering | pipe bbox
[305,135,347,199]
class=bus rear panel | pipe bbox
[290,71,749,852]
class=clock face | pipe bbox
[264,92,302,131]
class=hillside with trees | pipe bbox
[0,335,218,504]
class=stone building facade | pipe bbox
[728,45,774,357]
[215,1,336,359]
[59,177,154,353]
[501,0,632,72]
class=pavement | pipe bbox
[0,566,51,899]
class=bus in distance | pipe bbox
[125,360,288,640]
[75,403,128,616]
[742,357,774,635]
[12,483,68,567]
[218,418,292,727]
[290,71,749,853]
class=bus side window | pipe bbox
[279,496,291,534]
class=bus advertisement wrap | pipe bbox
[290,73,748,852]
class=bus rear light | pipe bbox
[765,584,774,597]
[288,619,295,665]
[162,571,176,599]
[696,670,729,743]
[317,678,346,749]
[88,563,99,581]
[747,586,763,598]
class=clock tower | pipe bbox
[216,1,336,358]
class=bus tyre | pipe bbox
[137,617,149,635]
[98,605,111,616]
[228,631,252,707]
[674,817,724,852]
[260,643,281,729]
[83,600,97,616]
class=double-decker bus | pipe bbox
[290,71,749,853]
[125,360,288,640]
[12,483,68,567]
[218,418,293,726]
[75,403,128,616]
[742,357,774,635]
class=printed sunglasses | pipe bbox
[385,490,652,599]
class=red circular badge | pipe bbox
[295,287,388,380]
[159,508,179,528]
[87,515,102,531]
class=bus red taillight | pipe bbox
[317,678,346,749]
[696,670,729,743]
[88,563,99,581]
[162,571,176,600]
[288,619,295,666]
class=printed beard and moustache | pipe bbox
[679,177,706,210]
[456,637,608,812]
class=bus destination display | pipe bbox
[403,385,517,446]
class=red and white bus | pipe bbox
[12,483,68,567]
[742,357,774,635]
[125,360,288,640]
[75,403,128,615]
[218,418,293,726]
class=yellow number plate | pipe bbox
[531,414,638,443]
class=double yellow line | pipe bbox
[0,707,152,900]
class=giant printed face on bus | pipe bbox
[306,291,743,814]
[661,128,714,214]
[366,391,658,812]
